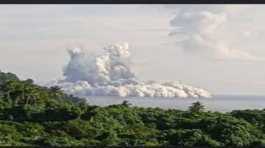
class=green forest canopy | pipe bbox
[0,70,264,147]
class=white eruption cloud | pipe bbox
[169,5,264,61]
[50,43,211,98]
[64,43,135,86]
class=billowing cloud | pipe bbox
[48,43,211,98]
[169,5,264,61]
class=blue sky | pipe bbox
[0,5,265,95]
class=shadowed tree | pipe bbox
[121,100,132,107]
[49,86,64,99]
[189,101,205,113]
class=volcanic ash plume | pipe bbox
[169,6,262,61]
[51,43,211,98]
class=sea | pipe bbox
[85,95,265,112]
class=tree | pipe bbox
[121,100,132,107]
[0,71,19,85]
[1,71,265,147]
[189,101,205,113]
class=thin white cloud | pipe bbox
[168,5,265,62]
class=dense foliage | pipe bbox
[0,71,264,147]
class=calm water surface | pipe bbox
[85,95,265,112]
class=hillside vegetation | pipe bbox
[0,71,265,147]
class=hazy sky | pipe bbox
[0,4,265,95]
